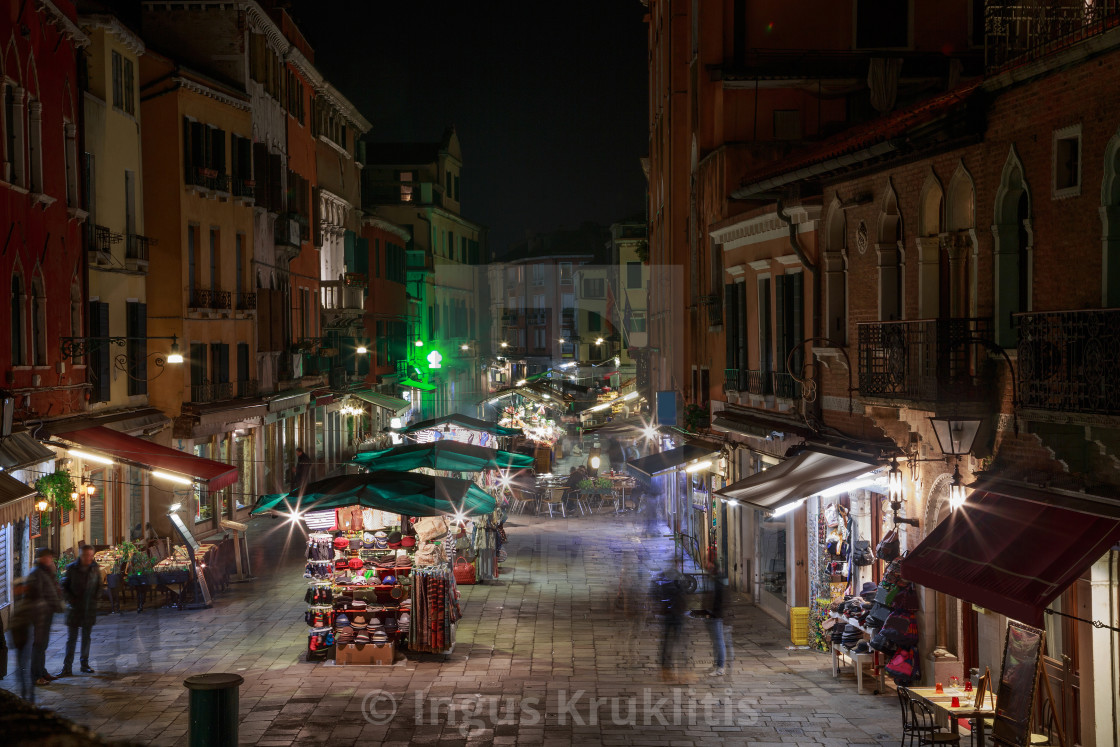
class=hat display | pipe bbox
[362,532,376,549]
[387,531,402,549]
[335,626,355,644]
[370,627,390,644]
[349,537,361,551]
[398,612,410,632]
[352,600,367,609]
[351,612,368,629]
[373,530,389,549]
[335,612,350,628]
[401,535,416,548]
[348,557,364,570]
[354,629,370,644]
[382,575,396,586]
[333,536,350,550]
[334,559,349,571]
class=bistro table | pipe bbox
[907,685,996,744]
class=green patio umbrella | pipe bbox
[251,470,496,518]
[351,440,536,473]
[400,413,521,437]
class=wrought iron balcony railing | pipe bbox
[236,379,259,399]
[858,317,993,401]
[772,371,801,400]
[189,288,232,310]
[231,176,255,199]
[1016,308,1120,416]
[985,0,1120,72]
[190,381,233,403]
[88,224,121,254]
[189,167,231,192]
[125,233,152,262]
[526,310,547,325]
[236,291,256,311]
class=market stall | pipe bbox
[252,470,496,665]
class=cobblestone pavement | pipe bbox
[2,510,901,746]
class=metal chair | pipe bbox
[909,698,961,747]
[898,686,939,747]
[509,488,536,516]
[543,486,567,518]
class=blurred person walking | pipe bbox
[704,561,727,676]
[9,548,65,698]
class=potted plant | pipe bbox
[578,477,614,495]
[34,470,77,526]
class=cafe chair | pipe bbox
[910,699,962,747]
[899,686,940,747]
[544,487,568,518]
[508,488,537,516]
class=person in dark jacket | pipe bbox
[58,545,102,676]
[655,574,687,680]
[705,561,727,676]
[9,547,65,695]
[290,447,312,492]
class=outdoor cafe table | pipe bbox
[907,686,996,744]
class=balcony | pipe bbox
[189,288,232,310]
[1016,308,1120,416]
[188,167,231,193]
[858,317,993,402]
[232,176,255,200]
[526,310,547,326]
[406,249,434,274]
[321,279,365,324]
[985,0,1120,72]
[87,224,121,266]
[275,213,302,262]
[236,291,257,311]
[501,311,523,326]
[125,233,152,272]
[191,381,234,403]
[236,379,259,399]
[724,369,798,398]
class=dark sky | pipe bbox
[285,0,649,256]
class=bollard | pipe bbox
[183,673,244,747]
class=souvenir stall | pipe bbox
[252,470,496,665]
[399,414,521,449]
[350,440,534,584]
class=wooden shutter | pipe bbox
[256,288,271,352]
[736,284,748,377]
[775,275,788,374]
[311,185,321,246]
[270,289,285,352]
[790,272,804,373]
[219,344,230,384]
[724,283,737,371]
[190,343,207,387]
[237,342,249,383]
[253,142,268,205]
[183,117,193,182]
[213,128,226,175]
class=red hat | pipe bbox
[333,536,349,550]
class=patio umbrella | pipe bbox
[351,440,536,473]
[251,470,496,518]
[401,413,522,437]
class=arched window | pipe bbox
[992,148,1032,347]
[11,274,24,365]
[822,198,848,344]
[876,184,903,321]
[31,276,47,366]
[945,162,977,319]
[916,171,945,319]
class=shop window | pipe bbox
[194,443,213,523]
[1053,124,1081,198]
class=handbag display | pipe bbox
[876,528,900,561]
[415,516,450,542]
[885,647,921,685]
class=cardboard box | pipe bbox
[335,641,394,666]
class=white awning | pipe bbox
[716,447,882,513]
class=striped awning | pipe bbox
[0,472,38,527]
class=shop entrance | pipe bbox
[1042,578,1084,745]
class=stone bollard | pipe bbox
[183,673,244,747]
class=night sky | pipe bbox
[285,0,649,256]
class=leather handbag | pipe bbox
[852,540,874,566]
[453,556,476,585]
[876,528,900,561]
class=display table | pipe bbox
[829,612,886,695]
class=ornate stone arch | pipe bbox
[943,160,979,318]
[991,146,1033,346]
[876,180,904,320]
[10,257,28,366]
[822,196,849,344]
[1100,129,1120,305]
[917,169,945,318]
[29,269,48,366]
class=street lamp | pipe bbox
[500,341,509,348]
[61,335,186,380]
[948,465,967,511]
[356,345,368,354]
[595,337,604,345]
[928,417,982,457]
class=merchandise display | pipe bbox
[302,506,465,663]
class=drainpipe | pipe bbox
[775,198,821,423]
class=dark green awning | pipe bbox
[251,470,496,517]
[400,378,437,392]
[352,440,536,473]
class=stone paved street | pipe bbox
[3,512,901,745]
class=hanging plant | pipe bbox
[35,470,78,524]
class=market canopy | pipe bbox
[56,426,239,491]
[401,413,521,437]
[349,389,410,414]
[715,447,881,513]
[251,470,496,518]
[627,443,718,484]
[351,440,536,473]
[901,491,1120,626]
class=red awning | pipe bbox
[901,492,1120,626]
[59,426,238,492]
